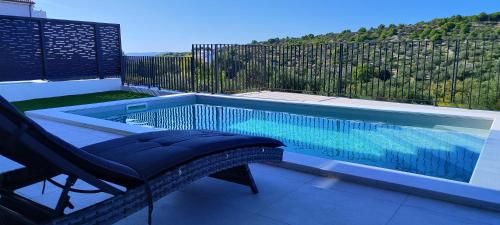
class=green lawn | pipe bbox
[12,91,152,112]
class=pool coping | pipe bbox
[26,92,500,211]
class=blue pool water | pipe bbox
[98,104,486,182]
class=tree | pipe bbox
[386,27,397,36]
[302,34,315,39]
[268,38,280,44]
[420,28,432,39]
[450,15,463,22]
[356,34,369,42]
[351,66,393,82]
[460,24,471,34]
[491,12,500,21]
[378,69,392,81]
[441,22,455,32]
[478,12,489,21]
[352,66,373,82]
[430,33,442,41]
[255,12,498,46]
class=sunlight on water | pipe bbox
[99,104,486,182]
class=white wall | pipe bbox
[0,1,46,18]
[0,78,122,101]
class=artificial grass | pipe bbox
[12,91,152,112]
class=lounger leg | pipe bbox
[209,164,259,194]
[54,176,77,215]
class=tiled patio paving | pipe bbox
[2,117,500,225]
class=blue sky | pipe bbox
[36,0,500,53]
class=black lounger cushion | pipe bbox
[0,95,283,188]
[82,130,283,186]
[0,96,142,183]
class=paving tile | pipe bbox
[15,182,55,199]
[309,176,408,204]
[403,195,500,224]
[27,188,113,214]
[250,163,317,183]
[15,175,125,213]
[257,185,401,225]
[31,118,122,145]
[69,135,120,147]
[387,206,489,225]
[114,191,289,225]
[180,163,315,213]
[0,156,23,172]
[283,151,333,168]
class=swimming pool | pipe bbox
[75,100,489,182]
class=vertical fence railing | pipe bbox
[122,56,192,92]
[124,39,499,110]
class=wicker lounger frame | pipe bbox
[35,146,283,225]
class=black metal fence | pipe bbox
[123,39,500,110]
[122,56,192,92]
[0,15,122,82]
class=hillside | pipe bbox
[256,12,500,45]
[159,52,192,57]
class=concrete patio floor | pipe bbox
[1,118,498,225]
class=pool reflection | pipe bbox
[106,104,485,182]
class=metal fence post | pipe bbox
[337,43,344,96]
[214,45,220,93]
[191,44,196,92]
[451,39,460,103]
[94,23,103,79]
[149,57,154,88]
[38,20,47,80]
[118,24,124,84]
[264,45,268,91]
[121,55,126,86]
[158,57,162,90]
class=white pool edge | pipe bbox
[26,93,500,211]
